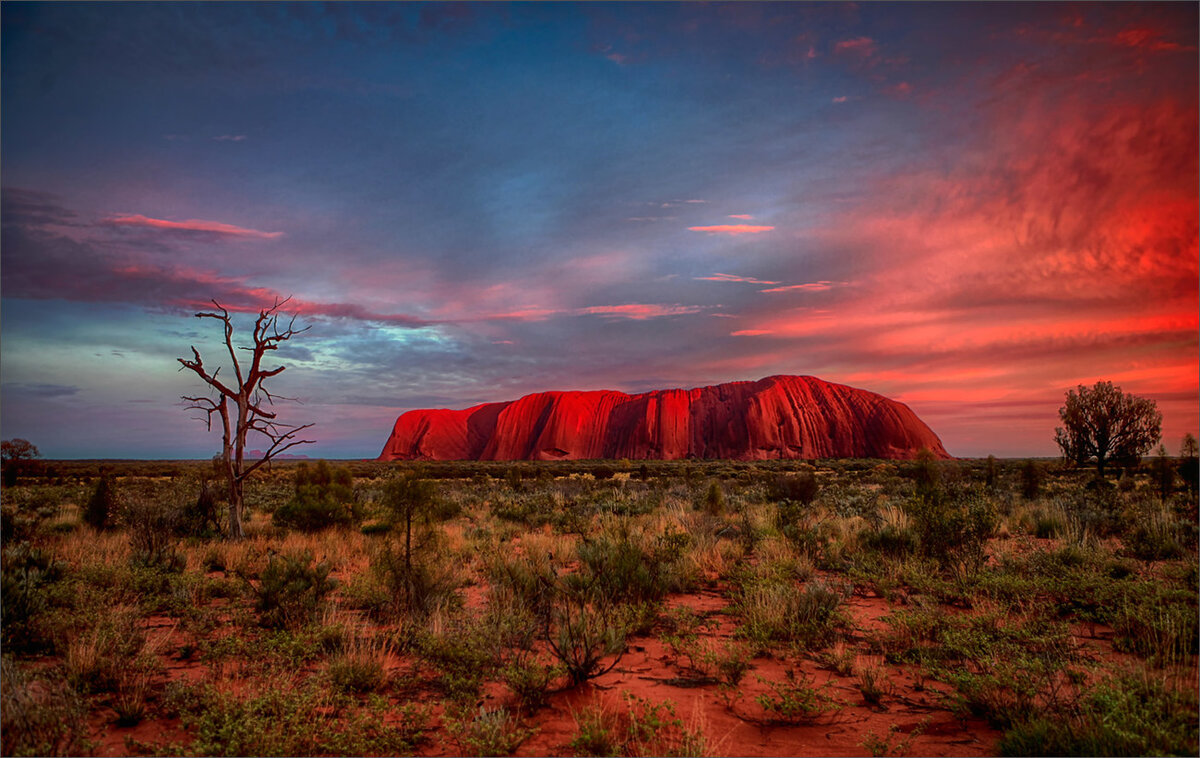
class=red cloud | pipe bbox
[833,36,876,56]
[107,214,283,239]
[696,273,779,285]
[576,304,703,320]
[688,224,775,235]
[731,329,772,337]
[760,281,838,293]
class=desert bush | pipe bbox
[576,525,692,605]
[750,669,840,725]
[371,532,461,617]
[904,484,996,581]
[1020,460,1041,500]
[84,474,118,530]
[1111,588,1198,666]
[273,460,357,532]
[327,634,390,694]
[123,492,187,572]
[547,593,628,687]
[446,705,535,757]
[570,693,707,757]
[252,550,336,629]
[1124,499,1184,561]
[0,658,91,757]
[175,681,428,756]
[734,576,847,652]
[999,672,1198,757]
[64,610,147,694]
[501,657,561,712]
[700,480,726,515]
[1,542,67,653]
[766,471,819,506]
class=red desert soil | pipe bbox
[380,375,949,462]
[88,546,1168,757]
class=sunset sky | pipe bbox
[2,2,1197,459]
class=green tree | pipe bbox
[1054,381,1161,478]
[1,439,41,487]
[1179,433,1199,494]
[381,472,439,611]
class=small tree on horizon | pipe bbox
[178,298,315,539]
[1,439,41,487]
[1054,380,1161,479]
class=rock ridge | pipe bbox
[378,375,949,461]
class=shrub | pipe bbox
[904,485,996,581]
[501,658,561,712]
[176,681,428,756]
[570,693,707,757]
[446,705,535,757]
[701,480,726,515]
[252,550,337,629]
[0,658,91,757]
[273,461,356,532]
[546,593,628,687]
[752,669,840,725]
[325,633,389,694]
[124,493,187,572]
[371,532,460,617]
[999,673,1198,757]
[84,474,118,530]
[735,577,847,652]
[1,543,66,653]
[575,528,691,605]
[766,472,819,506]
[1020,460,1041,500]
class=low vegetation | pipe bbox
[0,453,1196,756]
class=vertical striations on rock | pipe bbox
[378,375,950,461]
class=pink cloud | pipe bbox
[107,214,283,239]
[728,214,754,220]
[832,96,849,103]
[833,36,876,56]
[688,224,775,235]
[731,329,772,337]
[696,273,779,285]
[760,281,839,293]
[576,304,704,320]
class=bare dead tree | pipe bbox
[178,298,315,539]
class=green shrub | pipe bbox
[701,480,726,515]
[84,474,118,530]
[735,577,847,652]
[446,705,535,757]
[570,693,707,757]
[904,484,996,581]
[766,472,819,506]
[0,658,91,757]
[273,461,356,532]
[252,550,336,629]
[0,543,66,653]
[175,681,427,756]
[575,527,692,606]
[1000,673,1198,756]
[753,669,839,725]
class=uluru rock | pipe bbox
[379,375,949,461]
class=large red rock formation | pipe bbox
[379,375,948,461]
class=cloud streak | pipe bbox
[688,224,775,235]
[106,214,283,239]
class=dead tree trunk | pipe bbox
[179,298,314,539]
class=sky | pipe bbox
[1,1,1197,460]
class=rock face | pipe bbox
[379,375,949,461]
